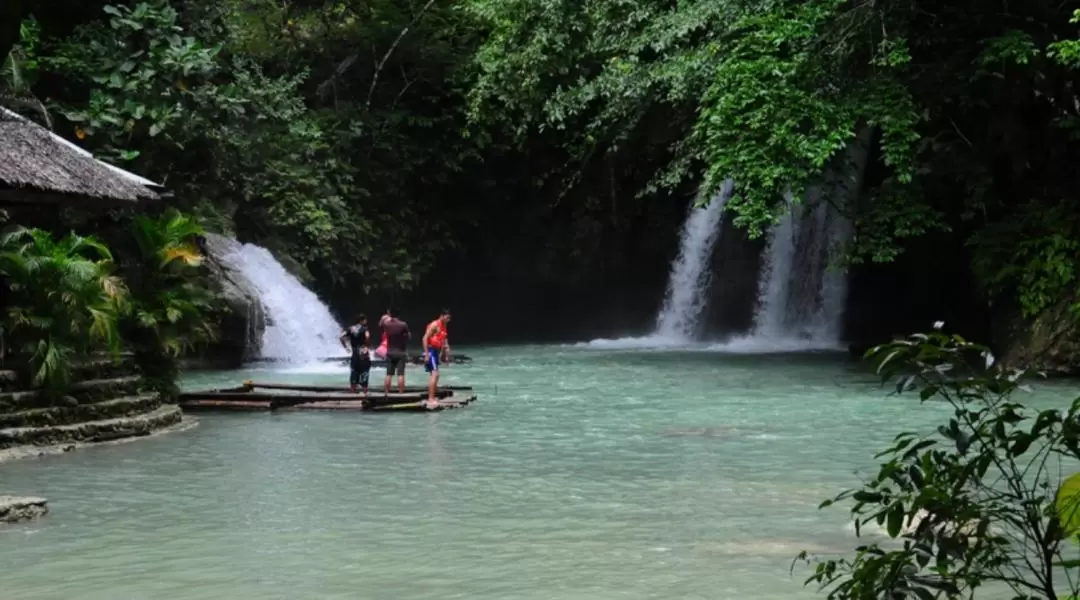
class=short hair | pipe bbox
[386,307,397,317]
[356,313,367,322]
[440,308,451,317]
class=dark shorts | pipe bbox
[350,354,371,388]
[424,348,440,373]
[386,352,407,376]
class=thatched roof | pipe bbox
[0,107,160,203]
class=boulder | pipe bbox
[0,496,47,523]
[200,233,266,367]
[998,292,1080,376]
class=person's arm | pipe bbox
[362,328,370,352]
[339,330,350,352]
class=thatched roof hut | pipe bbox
[0,107,160,205]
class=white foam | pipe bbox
[706,334,845,354]
[573,333,845,354]
[575,335,692,350]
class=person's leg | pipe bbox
[396,357,406,393]
[425,348,440,406]
[359,362,370,398]
[349,354,360,393]
[384,364,392,395]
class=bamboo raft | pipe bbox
[178,381,477,413]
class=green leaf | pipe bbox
[1057,472,1080,539]
[886,503,904,538]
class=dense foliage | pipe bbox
[120,210,214,398]
[0,228,124,393]
[800,327,1080,599]
[0,215,211,397]
[465,0,1080,322]
[3,0,484,294]
[5,0,1080,342]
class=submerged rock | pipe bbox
[0,496,47,523]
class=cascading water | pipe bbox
[211,239,344,363]
[653,181,734,342]
[585,183,732,348]
[743,130,871,349]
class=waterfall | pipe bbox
[653,181,734,341]
[212,240,344,363]
[745,131,870,348]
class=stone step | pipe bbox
[0,376,145,412]
[0,394,161,429]
[0,405,182,449]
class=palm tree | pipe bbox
[0,227,125,393]
[122,210,215,398]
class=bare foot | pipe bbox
[425,399,440,410]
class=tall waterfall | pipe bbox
[211,240,344,363]
[653,181,734,341]
[746,132,870,347]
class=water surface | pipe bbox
[2,346,1077,599]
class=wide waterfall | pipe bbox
[743,131,870,349]
[210,239,344,363]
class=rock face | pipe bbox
[0,496,47,523]
[200,233,266,367]
[998,294,1080,375]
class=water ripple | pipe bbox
[1,346,1077,599]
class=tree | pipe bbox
[799,325,1080,599]
[120,210,214,400]
[0,228,125,393]
[463,0,1080,301]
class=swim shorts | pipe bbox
[424,348,440,373]
[386,352,407,376]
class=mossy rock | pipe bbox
[0,405,182,449]
[0,377,145,413]
[0,394,161,428]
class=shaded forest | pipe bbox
[4,0,1080,365]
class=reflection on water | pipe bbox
[1,345,1078,600]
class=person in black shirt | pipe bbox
[339,313,371,396]
[381,310,411,394]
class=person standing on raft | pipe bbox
[382,309,411,395]
[339,313,371,396]
[422,309,451,409]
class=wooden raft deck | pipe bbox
[178,381,477,413]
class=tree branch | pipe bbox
[365,0,437,110]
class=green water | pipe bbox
[2,345,1078,600]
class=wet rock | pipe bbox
[998,292,1080,375]
[0,496,47,523]
[201,233,266,367]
